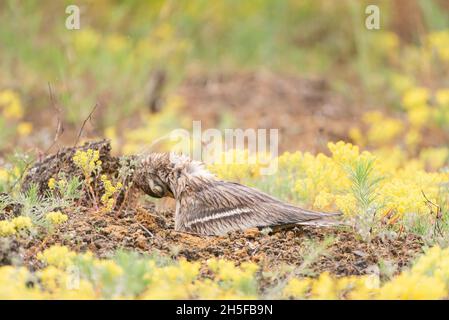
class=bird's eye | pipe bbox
[145,176,168,198]
[134,171,172,198]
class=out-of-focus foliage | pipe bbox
[2,244,449,299]
[209,141,449,241]
[0,0,396,149]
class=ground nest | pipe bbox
[2,140,424,276]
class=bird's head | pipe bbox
[135,152,214,199]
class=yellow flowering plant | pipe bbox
[73,149,103,208]
[0,90,24,120]
[0,90,27,150]
[0,216,33,237]
[46,173,83,203]
[100,175,123,213]
[73,149,102,179]
[209,141,449,240]
[2,244,449,300]
[45,211,68,226]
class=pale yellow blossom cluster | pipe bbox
[37,245,77,269]
[71,20,190,64]
[283,246,449,300]
[100,175,123,212]
[350,111,403,147]
[1,246,259,299]
[427,30,449,62]
[45,211,68,225]
[0,168,8,183]
[3,245,449,299]
[211,141,448,224]
[0,90,32,139]
[208,149,273,182]
[72,149,102,178]
[0,216,33,237]
[348,29,449,152]
[0,90,24,119]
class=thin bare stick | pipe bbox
[422,190,444,237]
[421,190,439,208]
[11,83,64,190]
[138,222,154,238]
[44,82,64,155]
[74,103,99,147]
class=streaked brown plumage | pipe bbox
[135,153,341,236]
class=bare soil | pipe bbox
[177,71,358,153]
[3,202,423,277]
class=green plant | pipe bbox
[346,157,383,240]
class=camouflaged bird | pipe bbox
[135,153,341,236]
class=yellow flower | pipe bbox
[335,193,358,216]
[45,211,68,225]
[100,175,123,212]
[402,87,429,110]
[427,30,449,62]
[283,278,311,299]
[0,266,39,299]
[16,122,33,136]
[373,31,399,54]
[11,216,33,230]
[407,105,431,128]
[313,191,334,211]
[0,90,23,119]
[73,27,100,53]
[419,147,449,170]
[38,266,67,292]
[240,261,258,275]
[37,245,76,269]
[378,273,446,300]
[390,74,414,94]
[405,129,422,150]
[105,33,129,53]
[73,149,102,178]
[153,23,174,41]
[310,272,337,300]
[328,141,360,165]
[436,89,449,107]
[349,127,365,147]
[93,260,124,277]
[368,118,403,145]
[48,178,56,190]
[0,220,16,237]
[208,149,269,181]
[0,168,8,182]
[57,178,67,190]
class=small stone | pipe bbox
[244,228,259,239]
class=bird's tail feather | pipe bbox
[295,218,343,227]
[289,207,343,227]
[296,207,342,218]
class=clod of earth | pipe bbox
[22,140,121,196]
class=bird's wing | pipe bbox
[179,180,340,236]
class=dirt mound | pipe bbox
[22,140,120,196]
[177,71,358,153]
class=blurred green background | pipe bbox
[1,0,449,156]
